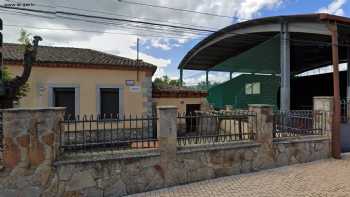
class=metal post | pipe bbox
[0,18,4,96]
[347,47,350,99]
[330,24,341,159]
[206,70,209,88]
[230,72,233,80]
[280,22,291,111]
[179,66,183,87]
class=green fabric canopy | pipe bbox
[211,34,281,74]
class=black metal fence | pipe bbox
[59,114,158,154]
[273,110,327,138]
[177,110,257,146]
[341,99,349,123]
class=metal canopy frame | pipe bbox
[178,14,350,159]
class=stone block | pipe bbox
[29,137,45,167]
[2,137,20,169]
[16,134,30,148]
[66,170,96,192]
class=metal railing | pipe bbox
[273,110,327,138]
[177,110,257,146]
[341,99,349,123]
[59,114,158,154]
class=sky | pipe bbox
[0,0,349,86]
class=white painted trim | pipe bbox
[96,85,124,115]
[48,83,80,115]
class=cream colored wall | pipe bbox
[7,65,149,115]
[153,97,206,114]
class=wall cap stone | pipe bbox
[248,104,274,108]
[156,106,178,110]
[178,141,260,154]
[55,149,161,166]
[273,136,329,144]
[313,96,333,99]
[0,107,66,112]
[55,141,261,166]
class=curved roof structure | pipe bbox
[179,13,350,74]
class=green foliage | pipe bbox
[2,67,29,101]
[153,75,182,88]
[190,81,220,91]
[1,29,31,100]
[18,29,32,46]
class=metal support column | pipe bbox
[347,47,350,99]
[179,66,183,87]
[230,72,233,80]
[280,22,291,111]
[330,24,341,159]
[206,70,209,88]
[0,19,4,96]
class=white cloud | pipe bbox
[184,72,231,86]
[237,0,283,20]
[318,0,347,16]
[0,0,283,76]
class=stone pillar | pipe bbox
[156,106,177,186]
[0,108,65,196]
[313,96,333,136]
[248,104,274,169]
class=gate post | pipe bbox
[249,104,274,169]
[313,97,333,136]
[157,106,177,186]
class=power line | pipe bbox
[0,9,211,38]
[0,5,216,33]
[3,23,208,39]
[4,0,223,32]
[117,0,239,20]
[1,5,347,48]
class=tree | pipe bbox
[2,29,32,101]
[192,81,220,91]
[153,75,182,88]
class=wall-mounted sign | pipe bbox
[125,80,135,86]
[129,86,141,93]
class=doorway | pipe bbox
[186,104,201,133]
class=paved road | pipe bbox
[129,154,350,197]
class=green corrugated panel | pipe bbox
[212,34,281,74]
[207,74,280,109]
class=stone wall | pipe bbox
[53,137,330,197]
[0,106,331,197]
[0,108,65,197]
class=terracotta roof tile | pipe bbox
[3,43,157,72]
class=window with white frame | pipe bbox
[245,82,261,95]
[97,86,123,118]
[48,84,80,118]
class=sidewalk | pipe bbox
[129,154,350,197]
